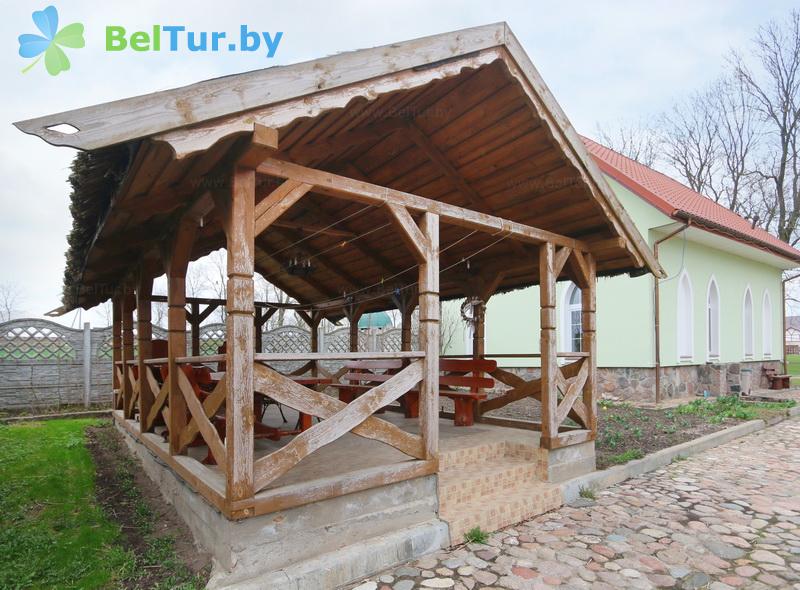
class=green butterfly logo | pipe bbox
[18,6,85,76]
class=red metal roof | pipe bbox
[582,136,800,262]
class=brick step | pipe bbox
[442,482,562,544]
[439,456,539,509]
[439,440,508,470]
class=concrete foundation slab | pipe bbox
[115,420,449,589]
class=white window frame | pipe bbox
[676,270,694,362]
[706,276,721,362]
[742,285,754,360]
[762,290,773,358]
[561,282,582,353]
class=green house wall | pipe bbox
[442,176,786,369]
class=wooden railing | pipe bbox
[120,351,431,509]
[473,356,590,432]
[251,358,425,492]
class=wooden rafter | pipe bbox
[256,157,588,250]
[290,117,406,162]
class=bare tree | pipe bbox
[658,90,721,197]
[596,119,660,167]
[730,10,800,244]
[192,250,226,323]
[254,274,295,328]
[440,304,463,354]
[0,283,23,321]
[97,299,113,327]
[151,283,168,328]
[599,11,799,245]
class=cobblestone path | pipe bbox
[349,418,800,589]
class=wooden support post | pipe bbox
[253,306,275,354]
[392,286,417,353]
[121,291,136,419]
[112,296,122,405]
[190,301,200,356]
[418,213,440,460]
[472,301,486,360]
[301,310,323,375]
[254,307,263,353]
[137,274,154,431]
[581,253,597,435]
[224,166,256,508]
[345,304,363,352]
[166,219,196,455]
[539,242,558,446]
[401,307,414,351]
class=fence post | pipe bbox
[83,322,91,408]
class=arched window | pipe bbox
[677,271,693,361]
[707,277,721,360]
[562,282,582,352]
[762,290,773,357]
[743,287,754,359]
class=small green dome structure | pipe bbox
[358,311,393,329]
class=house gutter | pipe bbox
[653,221,690,404]
[673,210,800,264]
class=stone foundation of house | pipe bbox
[501,360,784,405]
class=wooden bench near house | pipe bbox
[762,366,791,390]
[330,358,498,426]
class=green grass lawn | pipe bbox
[0,419,127,589]
[786,354,800,385]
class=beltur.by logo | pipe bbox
[18,6,85,76]
[17,6,284,76]
[105,25,283,57]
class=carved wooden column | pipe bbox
[539,242,558,446]
[581,253,597,436]
[472,301,486,359]
[418,212,440,461]
[112,295,122,408]
[137,274,154,431]
[224,166,256,506]
[166,219,196,455]
[121,291,136,419]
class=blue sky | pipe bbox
[1,0,796,325]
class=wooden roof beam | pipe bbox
[403,120,530,259]
[256,157,589,251]
[270,219,355,239]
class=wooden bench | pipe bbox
[330,358,497,426]
[436,358,497,426]
[762,366,791,390]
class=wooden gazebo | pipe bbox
[17,23,661,521]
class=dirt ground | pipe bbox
[594,404,735,469]
[86,423,211,589]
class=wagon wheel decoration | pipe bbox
[460,296,484,326]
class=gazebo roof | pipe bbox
[15,22,663,314]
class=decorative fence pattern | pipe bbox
[0,318,418,411]
[0,319,112,410]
